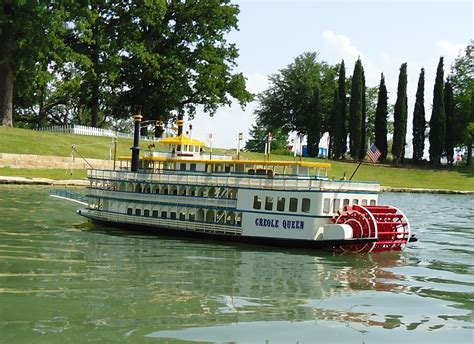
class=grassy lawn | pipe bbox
[0,127,472,190]
[0,167,87,180]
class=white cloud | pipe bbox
[436,40,465,59]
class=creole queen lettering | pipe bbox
[255,217,304,230]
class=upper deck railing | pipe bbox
[88,169,380,193]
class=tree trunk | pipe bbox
[0,22,14,127]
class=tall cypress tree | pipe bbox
[429,57,446,165]
[348,58,363,159]
[337,60,347,158]
[329,88,341,158]
[359,67,367,160]
[392,63,408,164]
[375,73,388,161]
[444,78,455,165]
[412,68,426,163]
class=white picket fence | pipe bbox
[37,125,158,141]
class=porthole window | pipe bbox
[265,196,274,211]
[253,195,262,209]
[289,198,298,212]
[277,197,285,211]
[302,198,311,213]
[323,199,331,214]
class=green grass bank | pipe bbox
[1,127,473,191]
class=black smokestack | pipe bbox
[131,110,142,172]
[177,111,184,136]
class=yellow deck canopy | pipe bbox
[159,134,205,147]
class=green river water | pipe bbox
[0,186,472,343]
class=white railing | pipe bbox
[37,124,157,141]
[88,169,380,193]
[88,188,237,208]
[87,209,243,235]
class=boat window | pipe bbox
[236,214,242,226]
[179,213,186,220]
[353,199,359,205]
[189,213,195,222]
[162,187,168,195]
[170,212,177,219]
[302,198,311,213]
[289,198,298,212]
[265,196,274,211]
[180,163,186,171]
[323,199,331,213]
[361,199,368,205]
[253,195,262,209]
[370,199,376,205]
[127,208,133,215]
[343,199,350,206]
[333,199,341,212]
[172,188,178,195]
[135,209,141,216]
[277,197,285,211]
[144,209,150,217]
[161,211,167,219]
[190,163,196,171]
[152,210,159,218]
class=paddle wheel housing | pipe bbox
[332,205,411,253]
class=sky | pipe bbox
[188,0,473,152]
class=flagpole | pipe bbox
[349,156,365,181]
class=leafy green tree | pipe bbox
[245,117,289,153]
[444,78,455,165]
[358,70,367,160]
[329,88,340,158]
[392,63,408,164]
[429,57,446,165]
[337,60,347,158]
[412,68,426,163]
[375,73,388,161]
[348,58,364,159]
[115,1,252,124]
[256,52,336,157]
[449,42,474,166]
[1,1,69,127]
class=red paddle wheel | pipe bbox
[332,205,411,253]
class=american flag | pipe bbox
[367,144,381,163]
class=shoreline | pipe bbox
[0,176,472,195]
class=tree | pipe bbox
[245,118,289,153]
[358,69,367,160]
[256,52,336,157]
[429,57,446,165]
[412,68,426,163]
[444,78,455,165]
[329,88,340,158]
[337,60,347,158]
[348,58,364,159]
[449,41,474,166]
[1,2,66,127]
[392,63,408,164]
[115,1,252,124]
[375,73,388,161]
